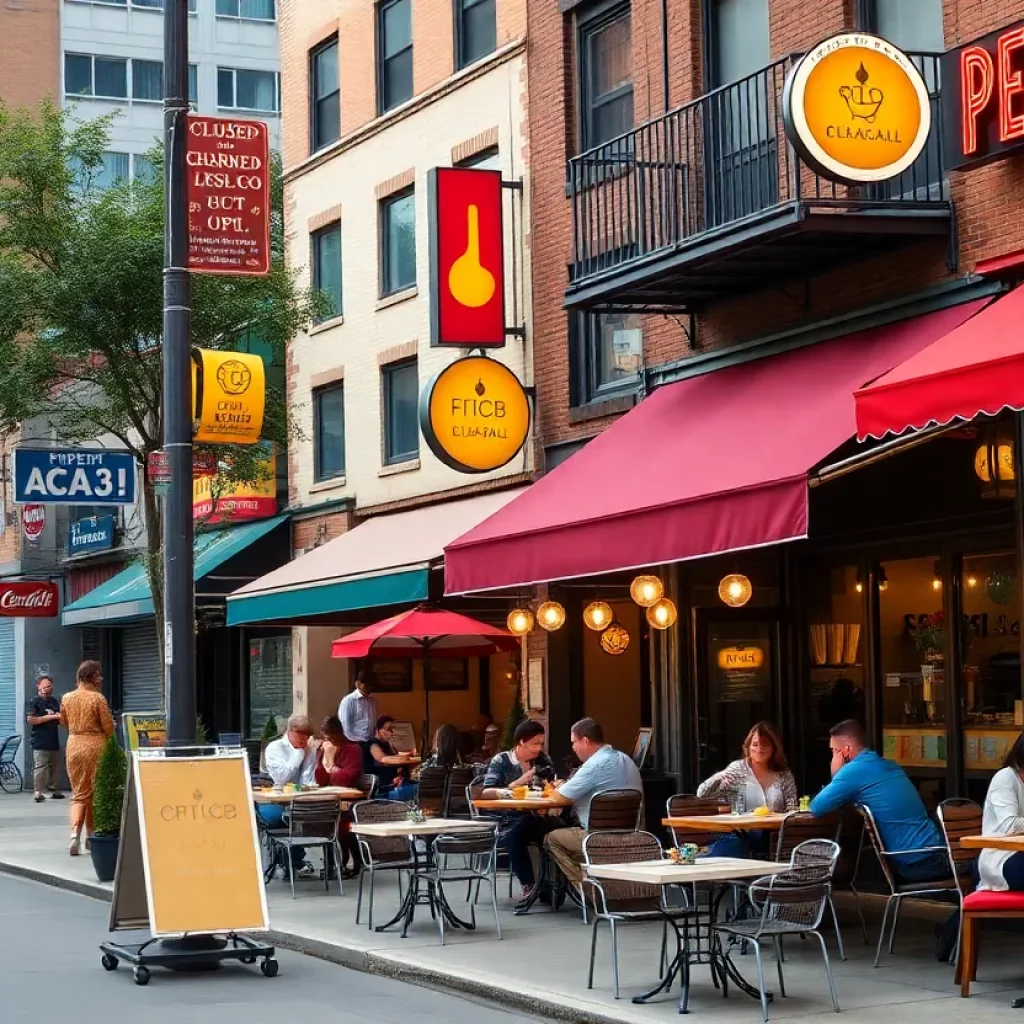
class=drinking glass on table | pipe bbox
[730,790,746,815]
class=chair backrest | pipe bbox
[857,803,901,890]
[665,793,729,847]
[583,829,663,914]
[790,838,841,876]
[588,788,643,831]
[219,732,242,747]
[287,795,341,840]
[352,798,414,864]
[358,773,379,799]
[434,824,497,860]
[417,766,449,814]
[749,858,833,930]
[774,811,843,862]
[467,776,486,820]
[937,797,983,887]
[445,765,477,817]
[251,772,273,789]
[0,735,22,764]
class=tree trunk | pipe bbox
[141,474,166,710]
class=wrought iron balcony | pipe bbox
[566,53,952,312]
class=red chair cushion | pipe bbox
[964,890,1024,912]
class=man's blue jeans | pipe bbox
[256,804,305,867]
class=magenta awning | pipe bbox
[444,302,987,594]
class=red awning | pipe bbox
[855,289,1015,440]
[444,302,987,594]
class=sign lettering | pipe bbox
[69,515,115,556]
[0,581,58,617]
[192,348,266,445]
[13,449,137,506]
[187,115,271,276]
[193,444,276,524]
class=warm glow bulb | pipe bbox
[506,608,534,636]
[932,578,942,591]
[967,575,979,588]
[718,573,753,608]
[629,575,664,607]
[583,601,613,631]
[536,600,566,632]
[855,582,864,594]
[646,598,678,630]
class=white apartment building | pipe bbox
[60,0,281,184]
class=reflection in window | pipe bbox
[248,635,292,738]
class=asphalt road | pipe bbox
[0,874,544,1024]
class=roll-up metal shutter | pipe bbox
[247,635,292,737]
[0,620,15,738]
[120,624,162,713]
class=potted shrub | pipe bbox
[89,735,128,883]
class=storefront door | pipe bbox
[695,609,780,785]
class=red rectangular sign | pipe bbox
[0,581,58,617]
[186,115,271,276]
[428,167,506,348]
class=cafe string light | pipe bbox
[629,575,664,608]
[599,621,630,656]
[718,573,753,608]
[583,600,614,631]
[646,598,678,630]
[536,600,566,632]
[506,607,534,636]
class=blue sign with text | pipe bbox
[13,449,137,506]
[68,515,115,556]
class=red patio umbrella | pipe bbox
[331,607,521,748]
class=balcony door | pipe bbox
[704,0,776,228]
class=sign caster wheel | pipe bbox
[260,958,279,978]
[133,966,151,986]
[101,954,118,971]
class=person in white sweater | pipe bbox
[978,743,1024,891]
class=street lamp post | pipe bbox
[163,0,195,747]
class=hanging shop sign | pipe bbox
[68,515,115,556]
[428,167,506,348]
[941,21,1024,170]
[13,448,137,506]
[191,348,266,445]
[783,32,932,185]
[0,581,58,617]
[21,504,45,542]
[193,445,276,524]
[419,355,530,474]
[186,115,271,276]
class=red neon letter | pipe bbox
[999,27,1024,143]
[961,44,995,156]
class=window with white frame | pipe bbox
[217,67,280,112]
[216,0,276,19]
[77,0,199,10]
[64,55,197,105]
[72,151,159,191]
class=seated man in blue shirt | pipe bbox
[810,719,949,883]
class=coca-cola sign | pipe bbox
[22,504,45,541]
[0,581,58,617]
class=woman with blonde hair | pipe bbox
[60,660,115,855]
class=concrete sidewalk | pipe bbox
[3,792,1024,1024]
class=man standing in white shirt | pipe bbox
[260,714,319,878]
[338,673,379,745]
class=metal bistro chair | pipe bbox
[445,765,477,817]
[0,735,23,794]
[268,795,344,899]
[357,773,379,799]
[417,825,502,945]
[859,803,957,968]
[352,799,417,930]
[774,811,846,959]
[666,795,733,915]
[582,830,696,1000]
[937,798,984,967]
[468,775,516,898]
[416,765,449,815]
[713,840,842,1023]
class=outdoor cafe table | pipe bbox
[380,755,422,767]
[351,817,492,935]
[472,796,565,811]
[663,811,788,833]
[252,785,364,805]
[585,856,791,1012]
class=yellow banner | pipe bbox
[136,754,267,936]
[193,445,276,523]
[123,713,166,751]
[192,348,265,444]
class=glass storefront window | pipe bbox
[879,556,946,807]
[962,552,1020,786]
[247,634,292,738]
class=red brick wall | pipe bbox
[291,510,351,554]
[0,1,59,112]
[527,0,1024,457]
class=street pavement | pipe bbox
[0,874,545,1024]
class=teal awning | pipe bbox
[62,515,288,627]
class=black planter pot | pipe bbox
[89,833,120,882]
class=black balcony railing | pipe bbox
[567,52,947,300]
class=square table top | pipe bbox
[253,785,365,805]
[960,833,1024,852]
[585,856,790,885]
[664,811,788,833]
[472,796,565,811]
[352,817,493,837]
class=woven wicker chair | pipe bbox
[588,788,643,831]
[665,794,730,847]
[416,766,449,815]
[445,765,477,817]
[352,799,416,930]
[268,795,343,899]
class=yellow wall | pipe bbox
[582,600,643,754]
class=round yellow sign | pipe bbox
[783,33,931,184]
[420,356,531,474]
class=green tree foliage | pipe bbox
[92,734,128,837]
[0,101,322,666]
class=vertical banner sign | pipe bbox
[193,443,277,523]
[191,348,266,444]
[428,167,506,348]
[186,115,271,276]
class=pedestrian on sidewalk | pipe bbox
[60,661,115,856]
[25,676,64,803]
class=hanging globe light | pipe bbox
[536,600,566,631]
[646,598,678,630]
[506,607,534,635]
[599,621,630,656]
[629,574,664,607]
[718,573,753,608]
[583,600,614,631]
